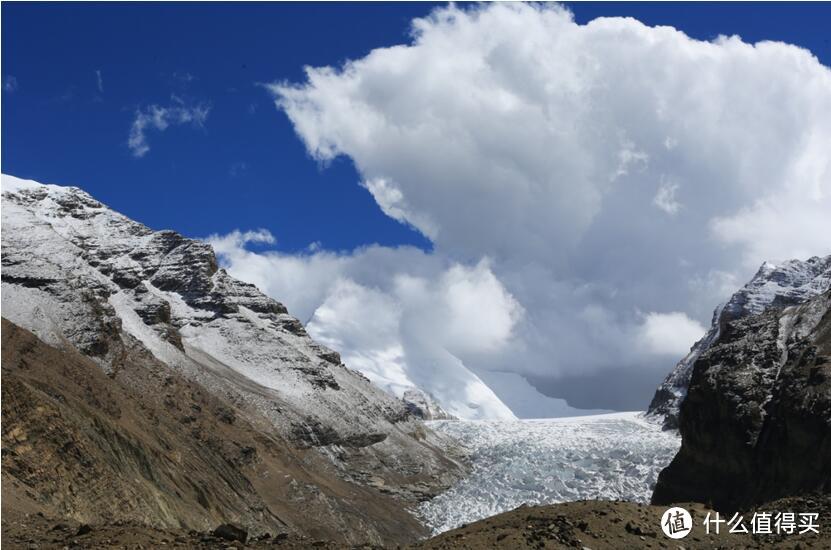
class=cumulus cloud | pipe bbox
[128,101,210,157]
[232,3,830,415]
[270,4,830,268]
[637,312,706,356]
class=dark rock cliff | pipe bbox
[647,256,831,430]
[652,290,831,511]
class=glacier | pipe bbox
[418,412,680,534]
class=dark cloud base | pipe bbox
[528,367,669,411]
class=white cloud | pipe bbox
[95,69,104,93]
[637,312,706,356]
[207,231,525,419]
[128,101,211,157]
[211,229,275,249]
[612,141,649,181]
[361,178,439,238]
[711,190,831,269]
[431,263,523,356]
[270,3,830,268]
[653,177,682,215]
[237,3,830,415]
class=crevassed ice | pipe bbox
[418,412,680,534]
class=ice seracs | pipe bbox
[419,412,681,534]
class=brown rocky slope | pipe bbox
[1,176,466,545]
[5,496,831,549]
[415,496,831,549]
[1,318,438,545]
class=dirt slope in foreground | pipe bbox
[4,496,830,549]
[417,497,831,549]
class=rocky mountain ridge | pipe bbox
[0,174,464,544]
[652,286,831,511]
[647,255,831,428]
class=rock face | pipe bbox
[647,256,831,429]
[0,175,464,544]
[402,389,456,420]
[652,288,831,511]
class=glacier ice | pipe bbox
[418,412,680,534]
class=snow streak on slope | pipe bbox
[1,174,470,543]
[418,413,680,534]
[0,174,460,461]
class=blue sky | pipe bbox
[3,2,829,253]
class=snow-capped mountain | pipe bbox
[1,175,463,541]
[647,255,831,428]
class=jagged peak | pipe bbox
[648,252,831,428]
[2,174,423,443]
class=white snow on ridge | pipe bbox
[0,174,434,444]
[1,175,66,194]
[1,173,520,424]
[418,412,680,534]
[648,254,831,426]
